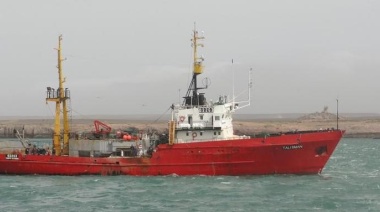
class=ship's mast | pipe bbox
[46,35,71,156]
[183,24,205,107]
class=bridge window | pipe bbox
[215,116,220,121]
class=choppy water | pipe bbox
[0,138,379,211]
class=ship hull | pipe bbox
[0,130,344,176]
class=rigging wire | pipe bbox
[70,108,96,120]
[150,106,172,125]
[45,103,55,118]
[185,43,194,98]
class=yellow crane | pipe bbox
[45,35,70,156]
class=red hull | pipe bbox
[0,130,344,176]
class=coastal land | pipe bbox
[1,113,380,139]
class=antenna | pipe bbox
[247,67,252,108]
[336,98,339,130]
[232,59,235,110]
[178,89,181,104]
[231,67,253,111]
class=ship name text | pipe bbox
[6,154,19,160]
[282,145,303,150]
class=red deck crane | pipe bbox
[93,120,112,137]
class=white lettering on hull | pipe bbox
[5,154,19,160]
[282,145,303,150]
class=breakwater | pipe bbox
[1,118,380,138]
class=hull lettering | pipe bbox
[6,154,19,160]
[282,145,303,150]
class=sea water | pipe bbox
[0,138,379,212]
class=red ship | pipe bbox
[0,29,344,176]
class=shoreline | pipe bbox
[1,118,380,139]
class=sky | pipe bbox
[1,0,379,117]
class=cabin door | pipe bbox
[188,115,193,128]
[213,114,222,128]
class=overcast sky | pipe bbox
[1,0,379,118]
